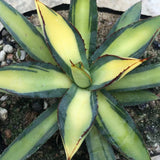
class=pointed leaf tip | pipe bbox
[58,85,97,159]
[35,0,88,78]
[90,55,146,90]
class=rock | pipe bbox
[0,40,3,45]
[1,29,9,36]
[154,143,160,152]
[151,155,160,160]
[16,50,26,60]
[0,95,8,101]
[43,101,48,110]
[0,50,6,62]
[3,44,13,53]
[19,50,26,60]
[0,107,8,121]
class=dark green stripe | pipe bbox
[130,63,160,73]
[88,0,98,58]
[69,0,97,59]
[2,88,67,98]
[0,62,63,73]
[68,0,77,23]
[0,68,37,73]
[107,63,160,92]
[86,125,116,160]
[90,91,98,119]
[109,83,160,92]
[0,62,63,72]
[95,114,119,149]
[111,90,159,106]
[58,84,77,138]
[106,2,141,38]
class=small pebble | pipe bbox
[3,44,13,53]
[16,50,26,60]
[0,107,8,121]
[0,50,6,62]
[20,50,26,60]
[0,95,8,101]
[2,30,8,36]
[0,40,3,45]
[43,101,48,110]
[154,143,160,152]
[151,155,160,160]
[1,102,7,108]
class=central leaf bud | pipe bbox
[71,61,92,88]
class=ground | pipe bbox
[0,6,160,160]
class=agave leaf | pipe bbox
[111,90,159,106]
[71,62,92,88]
[0,62,72,98]
[107,1,141,38]
[86,125,116,160]
[69,0,98,58]
[58,84,97,160]
[89,55,145,90]
[91,16,160,61]
[0,0,56,65]
[0,104,58,160]
[96,91,150,160]
[106,63,160,92]
[35,0,89,78]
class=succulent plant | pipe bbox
[0,0,160,160]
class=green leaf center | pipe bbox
[71,61,92,88]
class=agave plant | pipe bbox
[0,0,160,159]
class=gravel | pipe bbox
[0,50,6,62]
[3,44,13,53]
[0,107,8,121]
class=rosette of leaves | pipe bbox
[0,0,160,160]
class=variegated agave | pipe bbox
[0,0,160,160]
